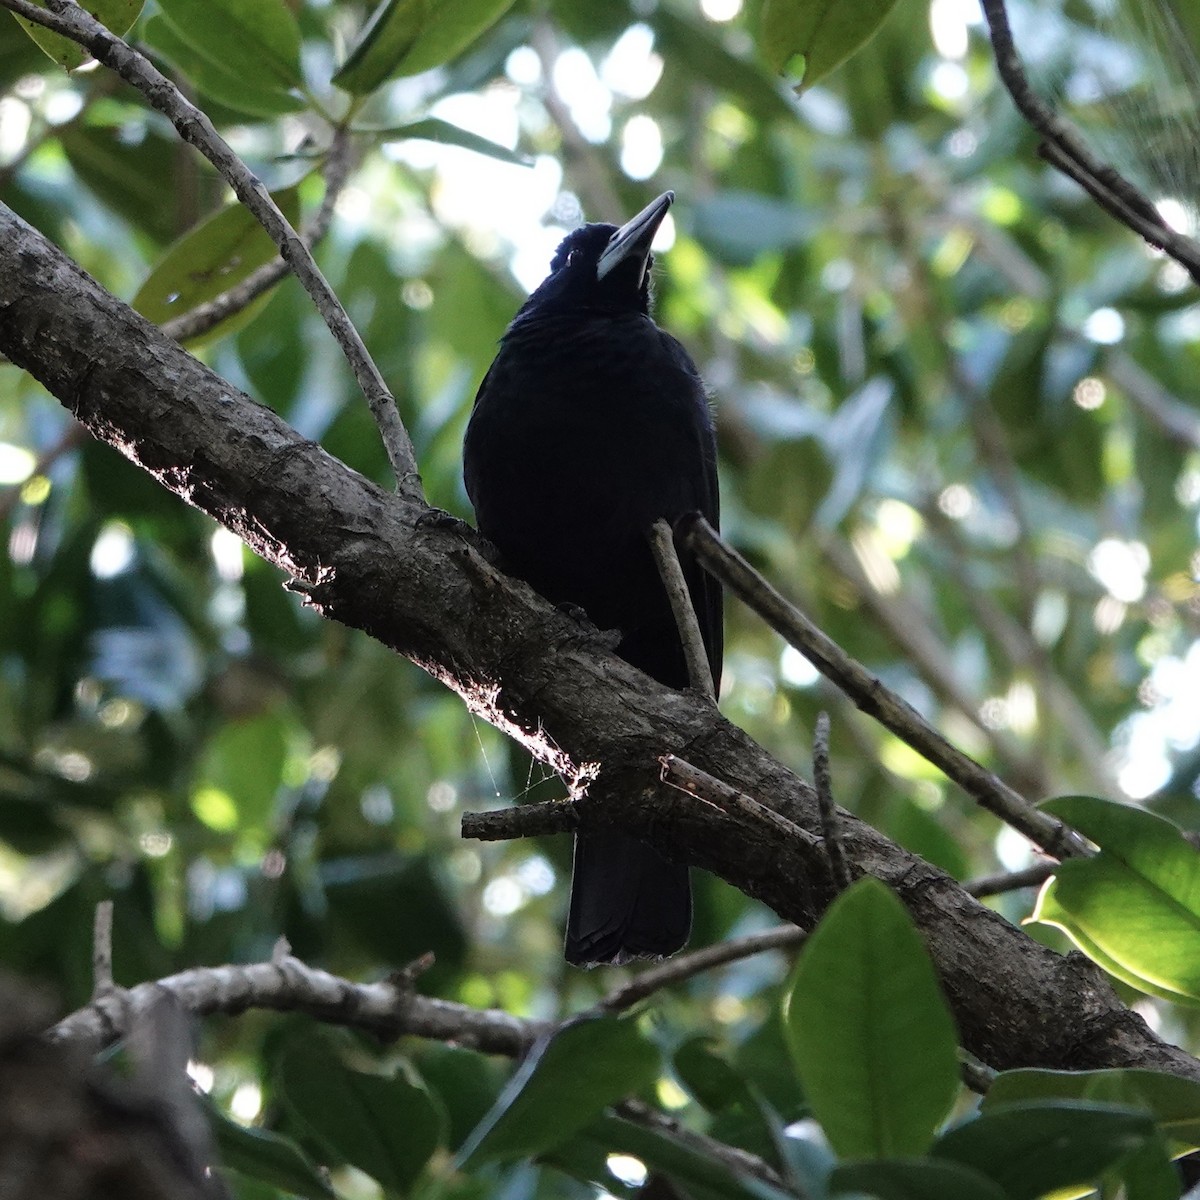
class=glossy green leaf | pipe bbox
[457,1014,660,1165]
[143,14,306,118]
[830,1157,1009,1200]
[14,0,143,71]
[984,1067,1200,1152]
[60,124,183,243]
[547,1112,799,1200]
[210,1107,336,1200]
[192,709,293,829]
[759,0,904,90]
[781,878,959,1158]
[932,1101,1155,1200]
[132,186,301,340]
[333,0,516,95]
[156,0,302,92]
[278,1036,444,1192]
[376,117,531,166]
[1029,796,1200,1003]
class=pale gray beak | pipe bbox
[595,191,674,282]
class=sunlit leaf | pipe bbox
[14,0,143,72]
[1029,796,1200,1003]
[781,878,960,1158]
[333,0,517,95]
[759,0,904,90]
[376,116,531,166]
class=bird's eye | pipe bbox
[566,249,581,267]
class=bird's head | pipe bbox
[517,191,674,319]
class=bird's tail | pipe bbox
[565,831,691,966]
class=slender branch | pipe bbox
[966,860,1057,899]
[600,925,807,1013]
[821,535,1046,796]
[649,518,715,700]
[462,798,578,841]
[659,753,820,847]
[161,128,356,344]
[960,1049,999,1095]
[681,514,1091,862]
[813,713,850,891]
[51,954,546,1057]
[0,0,420,494]
[979,0,1200,285]
[92,900,114,999]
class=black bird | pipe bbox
[463,191,722,966]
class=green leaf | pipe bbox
[375,117,531,166]
[60,124,183,243]
[1029,796,1200,1003]
[132,185,301,341]
[14,0,144,72]
[831,1157,1009,1200]
[984,1067,1200,1152]
[932,1101,1155,1200]
[209,1106,336,1200]
[759,0,904,90]
[156,0,302,92]
[780,877,960,1158]
[457,1014,661,1166]
[142,13,306,118]
[278,1036,444,1193]
[192,709,293,829]
[333,0,517,95]
[546,1112,798,1200]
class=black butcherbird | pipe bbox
[463,191,722,966]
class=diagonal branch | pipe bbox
[2,198,1197,1082]
[680,513,1091,863]
[0,0,420,494]
[978,0,1200,285]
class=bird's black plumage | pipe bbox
[463,192,721,966]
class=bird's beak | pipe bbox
[595,191,674,283]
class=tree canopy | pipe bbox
[4,0,1200,1196]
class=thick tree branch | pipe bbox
[1,200,1195,1082]
[51,954,544,1057]
[0,0,419,493]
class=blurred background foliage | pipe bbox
[3,0,1200,1194]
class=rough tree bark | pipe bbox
[1,200,1194,1081]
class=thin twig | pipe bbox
[821,535,1046,796]
[0,0,421,495]
[680,514,1091,862]
[966,860,1057,899]
[161,129,356,344]
[461,799,578,841]
[960,1049,998,1095]
[648,518,715,700]
[600,925,807,1013]
[92,900,114,999]
[812,713,850,891]
[979,0,1200,285]
[659,753,819,847]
